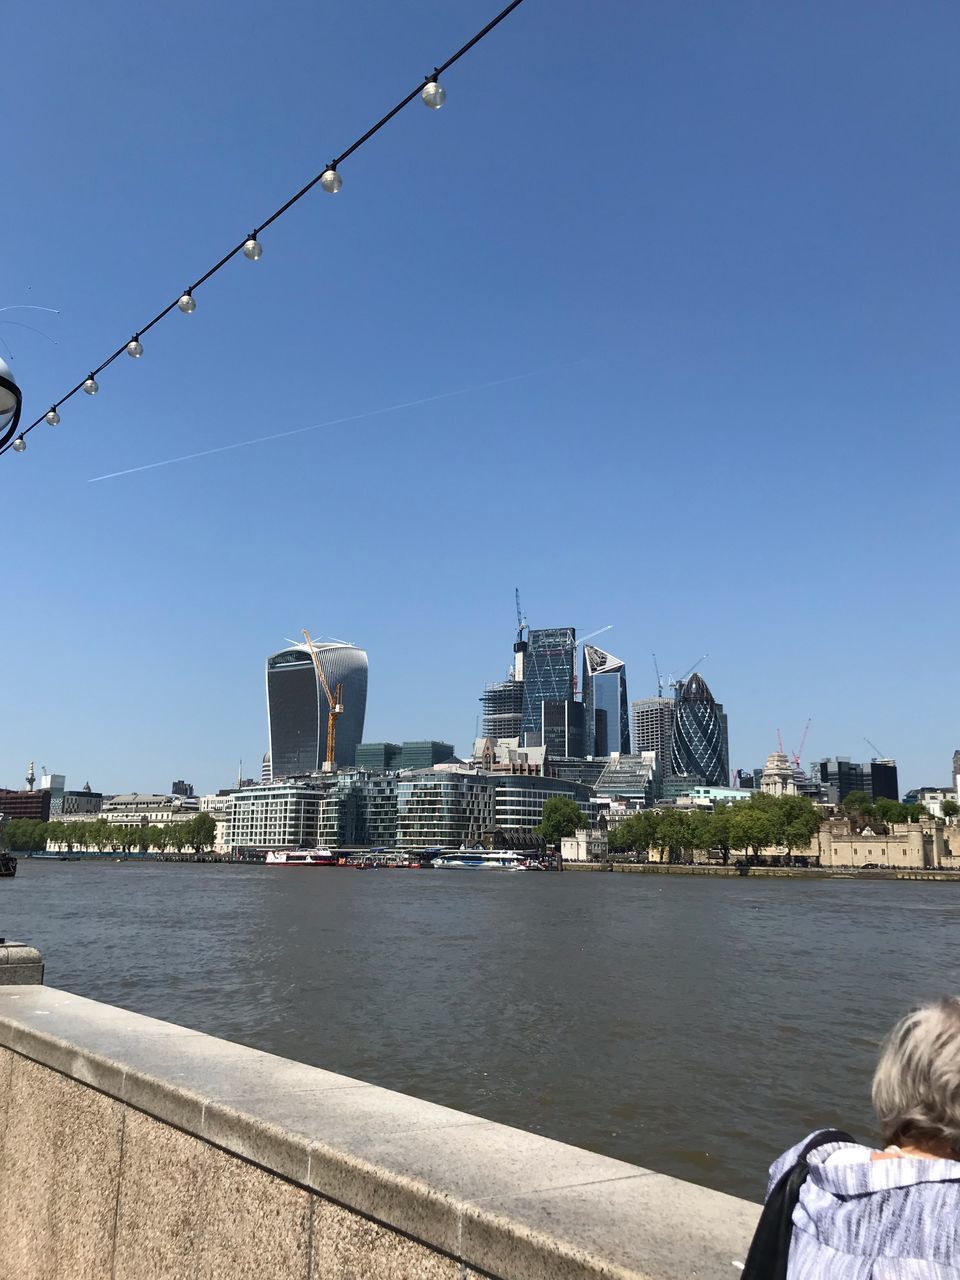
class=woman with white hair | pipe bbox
[742,998,960,1278]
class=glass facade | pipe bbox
[582,646,630,757]
[521,628,576,746]
[595,752,660,804]
[266,642,368,778]
[396,771,495,850]
[811,758,899,805]
[670,674,729,787]
[493,774,594,833]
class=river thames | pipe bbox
[5,860,960,1200]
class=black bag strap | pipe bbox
[740,1129,856,1280]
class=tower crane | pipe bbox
[302,629,344,774]
[864,737,887,760]
[792,718,812,767]
[514,588,527,643]
[652,654,664,697]
[668,653,709,690]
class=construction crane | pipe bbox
[668,653,709,690]
[514,588,527,643]
[302,629,344,773]
[792,718,812,767]
[864,737,887,760]
[652,654,664,697]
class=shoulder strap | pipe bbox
[740,1130,855,1280]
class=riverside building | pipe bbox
[396,770,496,850]
[265,639,368,779]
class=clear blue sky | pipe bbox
[3,1,957,796]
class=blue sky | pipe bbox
[3,0,957,796]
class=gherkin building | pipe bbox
[670,673,729,786]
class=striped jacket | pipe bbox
[768,1133,960,1278]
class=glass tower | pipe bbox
[582,645,630,757]
[521,627,576,746]
[670,673,729,787]
[266,641,368,779]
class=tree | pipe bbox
[729,803,774,860]
[169,824,188,856]
[710,805,733,865]
[535,797,585,845]
[685,809,715,860]
[943,800,959,820]
[609,811,658,857]
[188,813,216,857]
[655,809,692,863]
[773,795,820,855]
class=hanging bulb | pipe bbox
[12,435,26,452]
[45,409,60,426]
[83,376,99,396]
[178,292,196,314]
[126,338,143,358]
[421,77,446,109]
[243,237,262,260]
[320,167,342,194]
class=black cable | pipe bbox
[2,0,527,460]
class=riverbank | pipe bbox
[564,861,960,881]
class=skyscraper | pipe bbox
[670,673,729,787]
[521,627,576,747]
[266,640,368,778]
[582,645,630,757]
[630,697,675,779]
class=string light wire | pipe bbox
[2,0,527,459]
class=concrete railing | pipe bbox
[0,973,758,1279]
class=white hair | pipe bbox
[872,998,960,1152]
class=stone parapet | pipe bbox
[0,985,758,1279]
[0,941,44,984]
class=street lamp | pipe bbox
[0,357,23,451]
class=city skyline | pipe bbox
[3,2,958,796]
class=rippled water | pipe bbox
[6,860,960,1199]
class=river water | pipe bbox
[5,860,960,1200]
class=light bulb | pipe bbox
[421,79,446,109]
[83,376,99,396]
[45,409,60,426]
[320,168,342,194]
[243,237,262,260]
[178,292,196,314]
[12,435,26,452]
[126,339,143,358]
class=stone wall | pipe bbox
[0,984,758,1280]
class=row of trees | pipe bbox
[842,791,956,826]
[2,814,217,857]
[609,793,823,864]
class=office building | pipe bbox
[540,697,585,759]
[396,770,496,850]
[266,639,368,778]
[521,627,576,747]
[39,772,66,815]
[594,752,660,806]
[582,645,630,757]
[171,780,194,798]
[630,697,675,784]
[356,743,402,771]
[493,774,594,835]
[670,673,729,788]
[480,676,525,742]
[100,794,199,825]
[0,789,51,822]
[355,742,456,771]
[62,784,103,816]
[810,757,899,805]
[229,780,326,853]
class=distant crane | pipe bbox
[302,629,344,773]
[792,718,812,768]
[864,736,887,760]
[668,653,709,691]
[652,653,664,698]
[514,587,527,643]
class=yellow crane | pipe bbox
[302,629,344,773]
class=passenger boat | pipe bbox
[430,851,529,871]
[265,848,336,867]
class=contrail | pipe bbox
[88,368,547,483]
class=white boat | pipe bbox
[265,848,336,867]
[431,851,529,871]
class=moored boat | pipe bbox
[430,850,530,871]
[265,848,336,867]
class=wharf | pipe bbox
[563,862,960,882]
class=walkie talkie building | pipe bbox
[265,640,368,779]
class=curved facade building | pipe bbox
[266,641,368,779]
[670,673,729,786]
